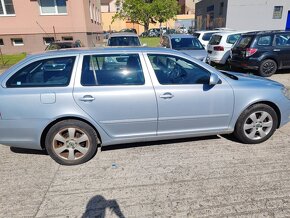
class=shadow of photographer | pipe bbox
[82,195,125,218]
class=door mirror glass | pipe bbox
[209,73,220,85]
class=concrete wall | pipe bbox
[226,0,290,31]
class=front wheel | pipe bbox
[45,120,99,165]
[234,104,278,144]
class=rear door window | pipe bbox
[6,56,75,88]
[257,35,272,46]
[209,35,222,45]
[81,54,145,86]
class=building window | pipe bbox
[39,0,67,15]
[43,37,55,45]
[62,36,73,41]
[11,38,24,46]
[0,0,15,16]
[0,38,4,46]
[273,6,283,19]
[219,2,224,15]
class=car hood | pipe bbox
[180,50,207,61]
[221,71,284,88]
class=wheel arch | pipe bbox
[40,116,102,150]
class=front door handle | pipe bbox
[79,95,95,102]
[160,92,174,99]
[273,49,281,52]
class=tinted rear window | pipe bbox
[108,36,141,46]
[171,37,204,50]
[226,34,241,44]
[235,36,253,48]
[192,33,201,38]
[209,35,222,45]
[202,32,217,41]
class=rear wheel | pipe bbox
[45,120,99,165]
[234,104,278,144]
[259,59,277,77]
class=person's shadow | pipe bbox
[82,195,125,218]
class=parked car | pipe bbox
[119,28,137,34]
[230,30,290,77]
[193,30,221,48]
[140,28,160,37]
[0,47,289,165]
[207,31,250,65]
[161,34,207,61]
[107,33,141,46]
[45,41,82,50]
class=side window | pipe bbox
[257,35,272,46]
[81,54,145,86]
[275,34,290,46]
[148,54,210,85]
[226,34,241,44]
[6,57,75,88]
[162,37,170,48]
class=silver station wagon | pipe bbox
[0,48,289,165]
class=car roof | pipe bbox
[27,47,188,59]
[194,30,221,34]
[211,31,253,37]
[109,32,139,37]
[164,34,195,38]
[241,30,290,36]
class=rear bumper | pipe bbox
[229,59,259,70]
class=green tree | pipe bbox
[113,0,180,31]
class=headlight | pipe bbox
[282,87,290,100]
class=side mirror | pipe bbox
[209,73,220,85]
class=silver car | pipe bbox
[107,33,141,47]
[161,34,207,61]
[0,48,289,165]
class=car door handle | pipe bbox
[79,95,95,102]
[159,92,174,99]
[273,49,280,52]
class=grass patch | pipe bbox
[0,53,27,69]
[140,37,160,47]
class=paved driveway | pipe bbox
[0,70,289,217]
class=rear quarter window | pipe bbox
[209,35,222,45]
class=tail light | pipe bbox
[213,46,224,51]
[246,48,257,57]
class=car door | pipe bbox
[73,52,158,139]
[144,53,234,135]
[274,33,290,68]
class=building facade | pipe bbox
[195,0,290,31]
[0,0,103,54]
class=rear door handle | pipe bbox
[79,95,95,102]
[273,49,281,52]
[159,92,174,99]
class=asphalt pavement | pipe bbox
[0,69,289,217]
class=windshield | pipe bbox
[108,36,141,46]
[171,38,204,50]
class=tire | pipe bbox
[234,104,278,144]
[258,59,277,77]
[45,119,99,165]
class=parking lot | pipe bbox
[0,69,289,217]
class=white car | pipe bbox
[207,31,250,65]
[193,30,221,48]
